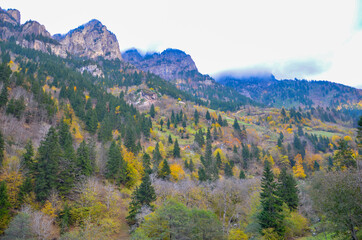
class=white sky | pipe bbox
[1,0,362,87]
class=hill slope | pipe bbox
[217,74,362,108]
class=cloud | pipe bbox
[272,59,332,80]
[213,65,272,80]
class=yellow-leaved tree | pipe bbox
[41,200,57,218]
[170,163,185,182]
[293,154,306,179]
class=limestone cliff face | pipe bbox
[0,8,19,26]
[7,9,20,25]
[56,19,122,60]
[21,21,51,38]
[122,49,197,81]
[0,8,122,61]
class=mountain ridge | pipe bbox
[0,7,122,61]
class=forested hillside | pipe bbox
[0,8,361,240]
[218,75,362,109]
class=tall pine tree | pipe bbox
[57,120,76,195]
[126,173,156,226]
[173,139,181,158]
[77,140,93,176]
[149,104,155,118]
[106,141,127,185]
[0,181,10,234]
[22,140,34,174]
[34,127,62,202]
[159,159,171,180]
[277,168,299,210]
[258,162,285,237]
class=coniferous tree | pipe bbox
[215,151,222,169]
[217,114,223,126]
[198,167,207,182]
[0,130,4,167]
[224,162,233,177]
[233,145,238,153]
[150,104,155,118]
[194,129,204,147]
[125,127,137,153]
[98,117,112,142]
[167,118,171,129]
[17,177,33,204]
[126,173,156,226]
[242,125,248,139]
[158,159,171,179]
[153,142,162,165]
[281,107,286,117]
[160,119,164,131]
[57,120,76,195]
[189,159,194,172]
[173,139,181,158]
[77,140,92,176]
[142,153,152,175]
[184,159,189,170]
[242,143,250,169]
[239,170,246,179]
[258,162,285,237]
[205,110,211,120]
[159,159,171,179]
[194,109,199,125]
[277,168,299,210]
[168,134,173,144]
[86,109,98,134]
[233,118,241,131]
[22,140,34,174]
[0,85,8,108]
[333,139,356,169]
[313,161,320,171]
[106,141,127,184]
[357,116,362,155]
[34,127,62,202]
[0,181,11,234]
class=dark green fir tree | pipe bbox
[159,159,171,179]
[258,162,285,237]
[173,139,181,158]
[34,127,62,202]
[150,104,155,118]
[77,140,93,176]
[277,168,299,210]
[0,181,11,234]
[126,173,156,226]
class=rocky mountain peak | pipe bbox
[122,48,197,81]
[21,20,51,38]
[57,19,122,60]
[0,7,20,26]
[6,9,20,25]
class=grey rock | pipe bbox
[123,48,197,81]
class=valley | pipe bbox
[0,6,361,240]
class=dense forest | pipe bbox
[0,37,361,240]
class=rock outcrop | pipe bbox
[6,9,20,25]
[0,7,19,26]
[0,8,122,61]
[56,19,122,60]
[123,48,197,81]
[21,20,51,37]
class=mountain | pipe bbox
[123,48,197,81]
[217,74,362,108]
[123,48,256,110]
[53,19,122,60]
[0,8,122,61]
